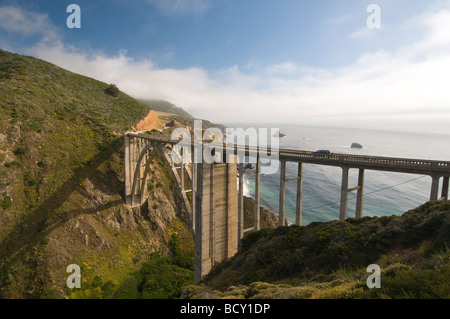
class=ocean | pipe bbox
[224,124,450,225]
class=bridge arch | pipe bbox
[130,144,154,207]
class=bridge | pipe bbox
[123,132,450,283]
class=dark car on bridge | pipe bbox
[312,150,332,155]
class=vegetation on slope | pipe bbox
[183,200,450,299]
[0,50,194,299]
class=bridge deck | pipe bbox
[130,133,450,176]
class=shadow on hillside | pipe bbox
[0,137,126,270]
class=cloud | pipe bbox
[146,0,211,16]
[419,8,450,47]
[347,27,378,40]
[265,62,298,75]
[0,5,59,42]
[2,4,450,133]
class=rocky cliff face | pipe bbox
[0,50,193,298]
[243,196,278,229]
[0,137,194,298]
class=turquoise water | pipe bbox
[227,124,450,225]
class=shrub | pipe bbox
[241,228,273,252]
[170,233,194,270]
[13,146,29,157]
[27,178,38,187]
[4,161,21,168]
[104,84,120,97]
[1,196,12,210]
[138,258,193,299]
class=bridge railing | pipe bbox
[129,133,450,173]
[278,149,450,171]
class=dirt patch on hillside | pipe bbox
[134,110,163,131]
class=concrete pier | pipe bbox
[238,162,244,245]
[355,169,365,219]
[194,161,238,283]
[339,167,349,221]
[340,167,365,221]
[442,176,449,200]
[295,162,303,226]
[279,160,287,226]
[241,155,262,234]
[430,173,440,201]
[255,154,261,231]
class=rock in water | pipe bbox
[351,142,363,149]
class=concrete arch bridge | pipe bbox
[123,132,450,282]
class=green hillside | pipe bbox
[0,50,194,299]
[0,49,149,247]
[184,200,450,299]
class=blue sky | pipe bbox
[1,0,432,68]
[1,0,450,133]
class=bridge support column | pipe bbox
[441,176,449,200]
[191,152,197,232]
[255,153,261,231]
[430,173,440,201]
[355,169,365,219]
[339,166,349,221]
[124,134,132,206]
[125,133,148,207]
[279,160,287,226]
[194,160,238,284]
[181,161,185,191]
[295,162,303,226]
[238,162,244,246]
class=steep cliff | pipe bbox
[0,50,193,298]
